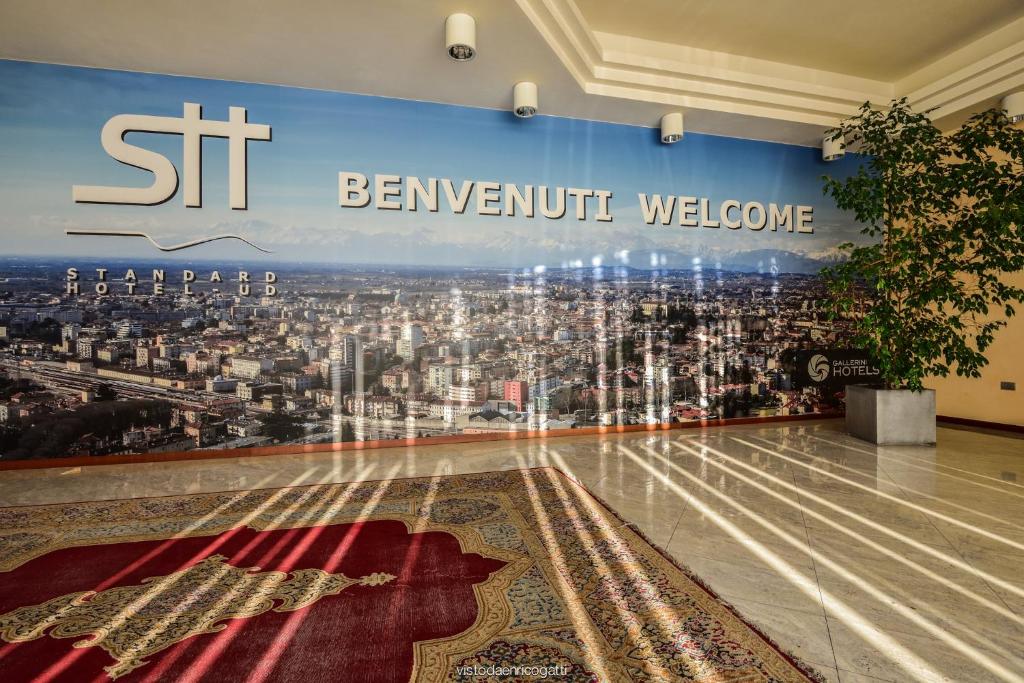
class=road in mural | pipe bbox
[0,60,866,458]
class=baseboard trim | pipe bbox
[937,415,1024,435]
[0,412,840,471]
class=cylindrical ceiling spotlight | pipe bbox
[513,81,538,118]
[660,112,684,144]
[445,13,476,61]
[1002,92,1024,123]
[822,133,845,161]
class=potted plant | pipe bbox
[822,98,1024,445]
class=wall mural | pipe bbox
[0,60,868,459]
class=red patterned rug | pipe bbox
[0,467,821,682]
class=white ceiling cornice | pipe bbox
[518,0,1024,131]
[901,16,1024,119]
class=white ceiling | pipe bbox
[1,0,1023,146]
[576,0,1024,81]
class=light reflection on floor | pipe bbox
[1,419,1022,682]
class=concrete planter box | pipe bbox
[845,384,936,445]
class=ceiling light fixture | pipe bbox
[513,82,538,118]
[1002,92,1024,123]
[822,132,845,161]
[445,13,476,61]
[660,112,683,144]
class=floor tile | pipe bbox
[680,554,824,615]
[666,525,818,573]
[724,596,837,671]
[827,615,1021,682]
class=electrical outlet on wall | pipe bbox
[1000,381,1016,391]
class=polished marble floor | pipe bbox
[1,418,1023,682]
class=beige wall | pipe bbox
[925,270,1024,426]
[924,120,1024,426]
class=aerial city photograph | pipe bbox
[0,61,863,459]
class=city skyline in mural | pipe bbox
[0,60,863,458]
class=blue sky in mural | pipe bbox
[0,60,866,270]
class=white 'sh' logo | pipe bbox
[72,103,271,209]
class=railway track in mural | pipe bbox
[65,230,272,253]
